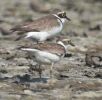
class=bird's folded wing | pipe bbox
[11,21,40,33]
[10,15,59,34]
[21,43,65,57]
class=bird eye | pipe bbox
[63,12,66,17]
[62,14,64,17]
[58,12,66,18]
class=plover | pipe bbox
[20,38,74,78]
[11,10,70,42]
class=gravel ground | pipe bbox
[0,0,102,100]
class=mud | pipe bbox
[0,0,102,100]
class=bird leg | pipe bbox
[50,63,54,78]
[28,64,37,74]
[29,63,42,78]
[38,41,45,44]
[38,64,42,79]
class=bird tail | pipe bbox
[15,35,23,41]
[21,48,39,53]
[15,33,26,41]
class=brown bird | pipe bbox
[11,10,70,42]
[20,38,74,78]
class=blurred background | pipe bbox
[0,0,102,100]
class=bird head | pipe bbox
[57,11,71,21]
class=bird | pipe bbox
[10,10,71,42]
[19,38,75,78]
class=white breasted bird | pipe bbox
[11,10,70,42]
[20,38,75,78]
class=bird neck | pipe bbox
[57,41,66,50]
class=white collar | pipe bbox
[57,41,67,50]
[53,14,66,24]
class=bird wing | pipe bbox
[21,43,65,57]
[11,21,40,33]
[11,15,59,34]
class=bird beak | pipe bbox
[65,16,71,21]
[68,40,75,46]
[62,39,75,46]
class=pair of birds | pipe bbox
[11,10,74,78]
